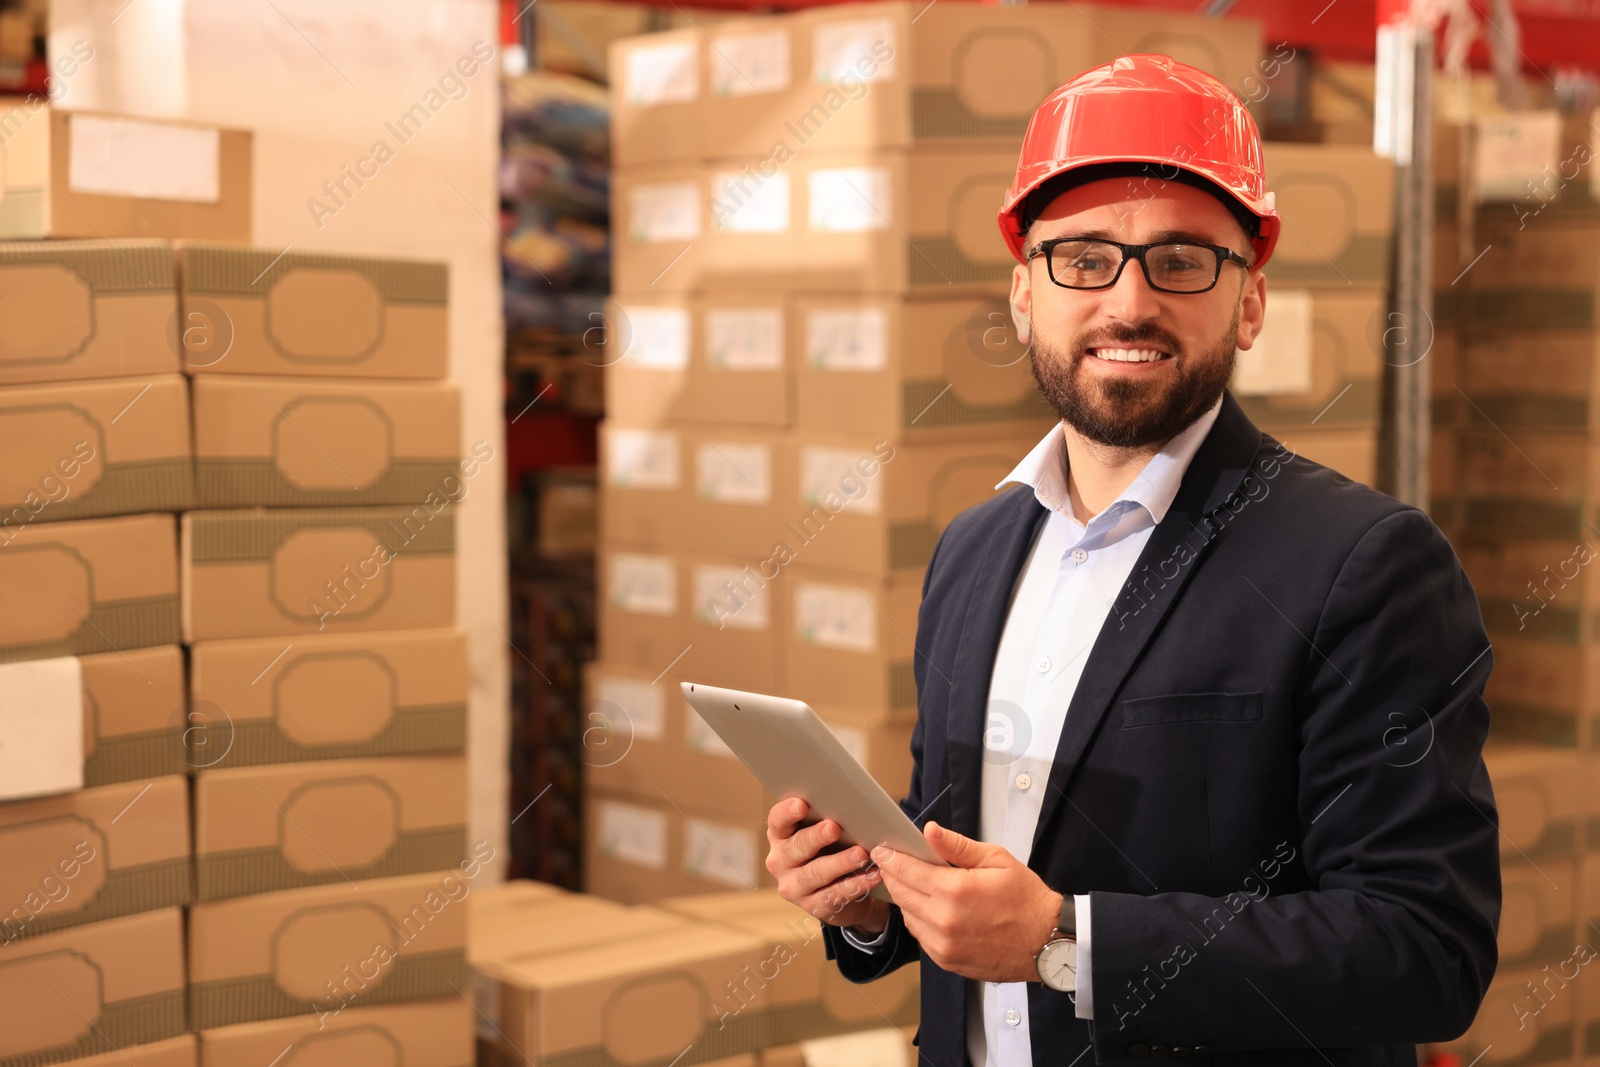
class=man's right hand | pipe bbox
[766,797,892,933]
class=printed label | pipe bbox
[69,115,221,202]
[607,428,679,490]
[684,818,759,887]
[698,442,772,504]
[599,801,668,869]
[621,307,691,370]
[710,29,790,96]
[610,554,677,616]
[706,307,784,370]
[805,307,887,371]
[626,40,699,106]
[711,171,789,233]
[694,564,769,632]
[809,167,891,232]
[801,446,883,516]
[795,582,876,652]
[630,182,701,243]
[1233,289,1314,396]
[594,675,666,742]
[812,18,897,84]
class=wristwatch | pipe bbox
[1034,893,1078,992]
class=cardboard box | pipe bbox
[683,548,788,694]
[0,513,180,663]
[786,430,1039,574]
[1262,425,1377,488]
[0,375,192,523]
[597,543,689,675]
[1078,3,1264,103]
[174,243,448,379]
[1483,640,1600,747]
[197,999,471,1067]
[585,789,777,903]
[181,506,455,641]
[53,1036,196,1067]
[603,294,695,423]
[0,777,190,943]
[0,909,186,1067]
[468,890,688,966]
[1262,143,1394,288]
[1483,743,1583,863]
[584,660,914,812]
[1231,288,1385,430]
[657,890,920,1044]
[188,628,468,769]
[188,870,472,1029]
[476,919,771,1067]
[1458,331,1600,434]
[783,564,921,715]
[194,755,467,901]
[83,645,188,787]
[190,378,461,508]
[1499,860,1579,971]
[613,144,1020,294]
[469,878,567,915]
[0,103,251,241]
[538,471,598,557]
[0,239,179,386]
[1436,959,1575,1067]
[1458,539,1600,644]
[792,293,1053,439]
[1467,212,1599,293]
[1459,430,1600,541]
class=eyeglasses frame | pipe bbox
[1024,237,1254,295]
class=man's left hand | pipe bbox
[871,821,1063,984]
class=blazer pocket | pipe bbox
[1120,691,1264,728]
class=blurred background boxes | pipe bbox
[584,789,776,901]
[196,999,473,1067]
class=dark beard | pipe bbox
[1028,309,1239,449]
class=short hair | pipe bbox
[1021,162,1261,252]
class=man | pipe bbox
[765,55,1499,1064]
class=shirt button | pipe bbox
[1071,547,1088,564]
[1004,1009,1021,1027]
[1036,657,1050,673]
[1015,773,1031,790]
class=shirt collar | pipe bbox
[994,398,1223,524]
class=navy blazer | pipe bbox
[822,392,1500,1066]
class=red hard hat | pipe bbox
[998,54,1280,270]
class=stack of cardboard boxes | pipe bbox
[467,880,917,1067]
[177,246,474,1060]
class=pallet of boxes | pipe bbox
[0,96,476,1067]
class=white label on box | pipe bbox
[598,800,668,869]
[684,817,758,887]
[0,656,84,801]
[1474,111,1563,202]
[610,553,677,616]
[630,182,701,243]
[698,442,771,504]
[68,115,221,203]
[805,307,887,371]
[706,307,784,370]
[685,702,739,758]
[470,971,502,1040]
[694,564,769,632]
[626,40,699,106]
[711,170,789,233]
[812,18,897,84]
[710,29,790,96]
[827,722,868,767]
[795,582,877,652]
[594,675,666,742]
[621,306,691,370]
[607,428,679,490]
[1233,289,1314,396]
[809,167,891,232]
[801,445,884,516]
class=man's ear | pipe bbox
[1010,261,1033,345]
[1234,271,1267,350]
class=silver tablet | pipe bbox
[679,681,946,902]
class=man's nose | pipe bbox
[1100,254,1163,326]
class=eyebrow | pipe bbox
[1054,228,1223,246]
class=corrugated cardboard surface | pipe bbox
[0,105,251,242]
[655,890,919,1045]
[584,789,777,904]
[1262,143,1394,288]
[792,293,1052,439]
[50,1035,196,1067]
[469,894,688,967]
[1482,639,1600,747]
[1484,742,1584,863]
[597,542,688,675]
[783,564,921,715]
[0,776,190,942]
[0,239,179,386]
[188,628,468,768]
[176,243,448,379]
[0,908,186,1067]
[1231,288,1385,430]
[0,375,193,522]
[0,513,180,663]
[1458,538,1600,644]
[1499,860,1579,970]
[483,921,770,1067]
[194,755,467,901]
[1457,330,1600,434]
[83,646,188,787]
[190,377,461,507]
[198,998,472,1067]
[181,506,455,641]
[187,870,472,1030]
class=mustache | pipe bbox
[1073,324,1185,359]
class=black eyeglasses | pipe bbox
[1026,238,1253,294]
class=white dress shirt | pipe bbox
[842,399,1220,1065]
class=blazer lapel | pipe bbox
[1029,392,1266,855]
[943,484,1049,840]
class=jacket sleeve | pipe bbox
[823,506,964,981]
[1085,508,1501,1055]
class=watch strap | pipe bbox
[1056,893,1076,940]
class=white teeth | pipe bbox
[1092,348,1165,363]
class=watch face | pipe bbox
[1037,939,1078,992]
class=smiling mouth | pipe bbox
[1087,347,1172,364]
